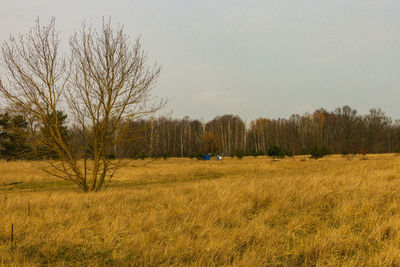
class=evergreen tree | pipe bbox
[0,113,31,160]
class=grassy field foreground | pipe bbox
[1,155,400,266]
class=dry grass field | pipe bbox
[1,154,400,266]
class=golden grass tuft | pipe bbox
[2,154,400,265]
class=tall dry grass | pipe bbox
[1,155,400,266]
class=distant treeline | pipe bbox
[1,105,400,160]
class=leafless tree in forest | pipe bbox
[0,18,164,192]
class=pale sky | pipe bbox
[0,0,399,121]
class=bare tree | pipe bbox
[0,18,164,192]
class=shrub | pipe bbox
[195,153,206,160]
[267,145,286,158]
[151,154,161,159]
[321,147,331,156]
[250,150,264,157]
[233,149,244,159]
[285,149,294,157]
[300,147,310,155]
[309,147,331,159]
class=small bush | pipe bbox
[250,150,264,157]
[300,147,310,155]
[267,145,286,158]
[285,149,294,157]
[321,147,331,156]
[310,147,331,159]
[195,153,206,160]
[234,149,244,159]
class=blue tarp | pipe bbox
[203,155,211,160]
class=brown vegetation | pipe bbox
[2,155,400,265]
